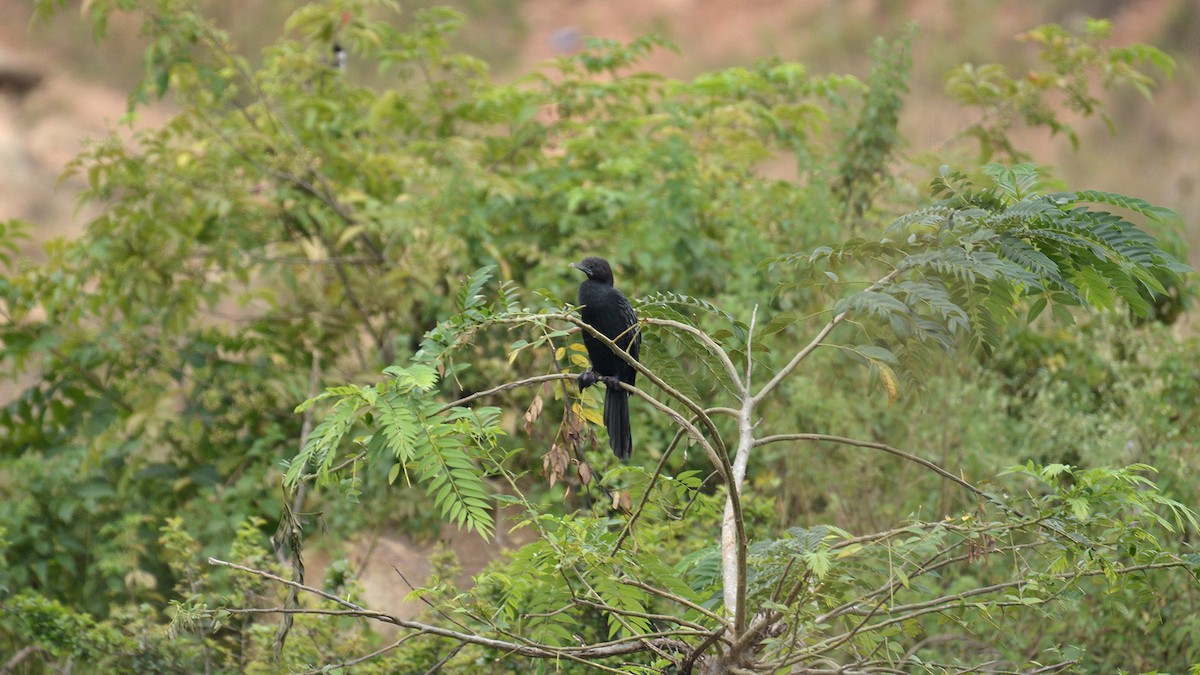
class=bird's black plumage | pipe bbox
[571,256,641,460]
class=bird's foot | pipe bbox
[577,369,599,390]
[600,375,622,388]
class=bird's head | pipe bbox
[570,256,614,285]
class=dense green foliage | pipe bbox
[1,0,1197,672]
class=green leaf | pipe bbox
[457,265,496,311]
[835,290,910,318]
[383,364,440,393]
[1026,296,1047,322]
[1071,190,1177,222]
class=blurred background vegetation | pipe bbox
[0,0,1198,672]
[3,0,1198,259]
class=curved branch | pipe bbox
[435,373,571,414]
[799,559,1188,661]
[754,433,984,497]
[620,579,732,632]
[644,317,744,395]
[753,266,908,405]
[621,381,726,483]
[612,425,689,553]
[679,628,726,675]
[432,371,725,478]
[0,646,43,675]
[209,557,694,665]
[706,406,740,418]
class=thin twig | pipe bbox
[644,317,744,395]
[209,557,694,663]
[612,424,688,553]
[392,565,472,632]
[421,643,466,675]
[754,433,985,497]
[299,634,420,674]
[435,373,573,414]
[620,579,732,631]
[0,646,43,674]
[753,266,907,405]
[801,560,1187,659]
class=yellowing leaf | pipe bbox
[877,362,900,405]
[299,237,326,261]
[836,543,863,559]
[574,402,603,426]
[336,224,365,248]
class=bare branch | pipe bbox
[754,433,985,497]
[209,557,697,665]
[644,317,744,395]
[621,381,727,483]
[612,425,689,553]
[571,598,711,632]
[227,607,400,617]
[393,565,472,633]
[421,643,466,675]
[679,628,727,675]
[803,560,1188,658]
[1,646,43,674]
[706,406,740,418]
[753,266,907,405]
[435,373,573,414]
[620,578,732,632]
[570,575,682,666]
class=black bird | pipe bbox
[570,256,641,460]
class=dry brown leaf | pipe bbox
[612,490,632,512]
[542,443,570,488]
[523,394,544,436]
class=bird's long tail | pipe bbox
[604,385,632,461]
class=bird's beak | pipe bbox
[569,262,583,272]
